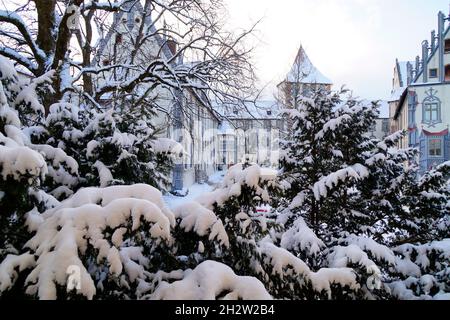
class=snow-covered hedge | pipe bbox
[150,261,272,300]
[0,181,270,300]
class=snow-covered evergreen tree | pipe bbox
[277,86,449,300]
[279,87,381,237]
[0,58,47,257]
[81,105,178,192]
[401,161,450,242]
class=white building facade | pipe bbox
[94,2,221,192]
[391,11,450,172]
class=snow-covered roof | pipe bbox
[214,100,280,120]
[377,100,389,118]
[218,120,236,135]
[284,46,332,85]
[388,60,412,102]
[388,86,407,102]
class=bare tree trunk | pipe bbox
[34,0,56,74]
[36,0,83,113]
[81,9,95,96]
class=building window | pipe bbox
[409,130,416,146]
[382,119,389,133]
[446,65,450,81]
[408,109,415,125]
[429,68,438,78]
[422,89,441,125]
[445,39,450,53]
[423,102,440,122]
[429,139,442,157]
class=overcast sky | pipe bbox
[224,0,448,101]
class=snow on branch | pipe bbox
[280,217,325,256]
[0,10,46,63]
[82,0,136,12]
[17,185,175,299]
[150,260,272,300]
[58,184,175,226]
[341,235,396,265]
[173,201,230,247]
[0,47,37,72]
[313,164,369,200]
[315,114,352,140]
[0,253,36,292]
[197,164,277,210]
[258,239,361,299]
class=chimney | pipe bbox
[422,40,429,83]
[407,62,413,85]
[431,30,436,51]
[438,11,445,82]
[167,39,178,56]
[415,55,420,74]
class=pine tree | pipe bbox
[0,58,47,257]
[81,104,176,192]
[277,86,449,300]
[401,161,450,242]
[279,87,380,237]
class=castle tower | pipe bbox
[277,45,333,107]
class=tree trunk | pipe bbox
[34,0,56,75]
[36,0,83,114]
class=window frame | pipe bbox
[445,39,450,53]
[422,96,441,125]
[429,68,438,78]
[445,64,450,81]
[428,138,443,157]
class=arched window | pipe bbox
[422,89,441,125]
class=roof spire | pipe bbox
[286,44,332,85]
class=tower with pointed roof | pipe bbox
[277,45,332,108]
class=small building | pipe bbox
[388,59,414,149]
[217,101,283,169]
[278,45,389,140]
[368,100,390,140]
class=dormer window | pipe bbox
[429,68,438,78]
[445,39,450,53]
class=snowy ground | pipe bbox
[163,170,226,209]
[163,169,273,214]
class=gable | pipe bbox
[414,25,450,83]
